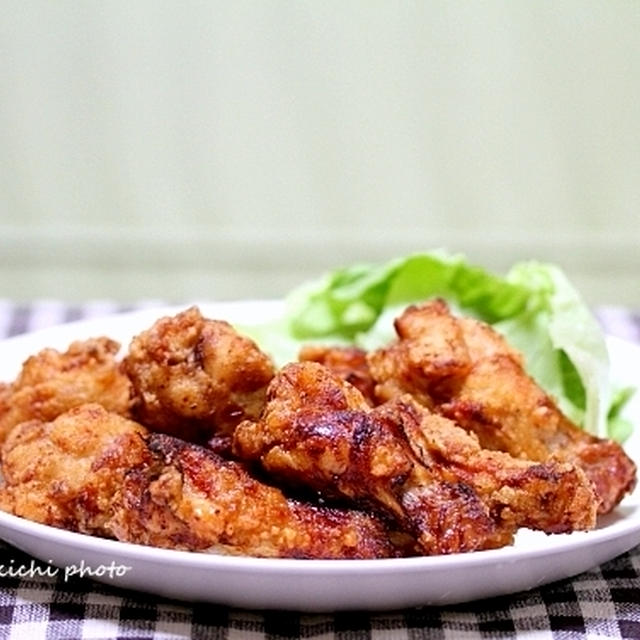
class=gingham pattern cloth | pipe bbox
[0,300,639,640]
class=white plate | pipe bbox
[0,302,638,612]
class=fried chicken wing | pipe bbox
[378,398,596,536]
[0,403,398,559]
[368,299,637,513]
[0,337,132,446]
[111,432,404,558]
[234,362,596,555]
[123,306,275,448]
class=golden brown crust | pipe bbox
[382,396,597,535]
[368,299,637,514]
[124,307,275,447]
[299,344,378,405]
[112,432,402,558]
[0,403,399,559]
[367,299,474,407]
[0,403,148,535]
[0,337,133,446]
[234,362,597,555]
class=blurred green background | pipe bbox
[1,1,638,308]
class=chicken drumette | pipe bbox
[234,362,597,555]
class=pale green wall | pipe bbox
[1,2,638,307]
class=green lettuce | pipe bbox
[270,250,627,440]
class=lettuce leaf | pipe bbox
[277,250,627,440]
[607,386,637,443]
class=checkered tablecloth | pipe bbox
[0,300,639,640]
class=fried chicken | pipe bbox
[233,362,597,555]
[0,403,399,559]
[0,403,147,535]
[367,299,637,513]
[299,344,377,404]
[0,337,132,446]
[111,431,406,558]
[123,307,275,449]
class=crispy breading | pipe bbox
[234,362,597,555]
[0,403,400,559]
[111,431,405,558]
[0,337,132,446]
[0,403,147,534]
[299,344,377,405]
[379,397,596,536]
[368,299,476,408]
[123,307,275,448]
[368,299,637,513]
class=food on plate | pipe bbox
[0,403,401,559]
[0,337,132,446]
[366,299,637,514]
[0,252,636,558]
[233,361,597,555]
[123,306,275,452]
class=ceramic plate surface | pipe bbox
[0,302,638,611]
